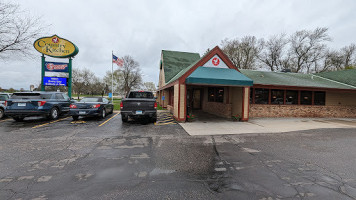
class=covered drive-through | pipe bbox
[157,46,253,122]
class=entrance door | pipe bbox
[193,89,201,109]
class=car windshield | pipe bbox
[81,97,101,102]
[11,93,52,99]
[0,94,9,101]
[128,92,153,98]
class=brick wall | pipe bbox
[202,102,232,118]
[250,104,356,118]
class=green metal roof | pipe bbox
[162,50,200,83]
[186,67,253,86]
[316,69,356,87]
[239,69,356,90]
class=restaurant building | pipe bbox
[157,46,356,122]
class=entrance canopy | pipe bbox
[186,67,253,86]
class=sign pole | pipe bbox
[41,54,45,91]
[111,50,114,103]
[68,58,72,99]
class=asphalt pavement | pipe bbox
[1,113,356,199]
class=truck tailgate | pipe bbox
[122,98,156,111]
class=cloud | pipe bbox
[1,0,356,89]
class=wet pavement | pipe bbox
[181,111,356,136]
[1,113,356,199]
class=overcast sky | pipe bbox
[1,0,356,90]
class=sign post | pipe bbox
[34,35,79,97]
[41,54,45,91]
[68,58,72,99]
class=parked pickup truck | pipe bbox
[120,91,157,123]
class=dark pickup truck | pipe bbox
[120,91,157,122]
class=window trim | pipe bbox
[250,87,326,106]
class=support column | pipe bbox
[241,87,250,121]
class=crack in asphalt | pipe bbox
[223,135,356,199]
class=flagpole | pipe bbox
[111,50,114,103]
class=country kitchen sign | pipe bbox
[34,35,79,58]
[33,35,79,98]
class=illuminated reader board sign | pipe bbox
[43,77,68,86]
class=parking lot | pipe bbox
[1,113,356,200]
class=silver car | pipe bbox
[0,93,11,119]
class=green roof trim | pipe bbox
[240,69,356,90]
[186,67,253,86]
[162,50,200,83]
[316,69,356,87]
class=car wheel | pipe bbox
[151,117,157,123]
[0,108,4,119]
[72,116,79,121]
[122,116,128,122]
[100,109,106,119]
[48,107,59,120]
[13,117,24,122]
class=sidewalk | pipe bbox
[179,117,356,136]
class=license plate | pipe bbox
[79,111,86,115]
[136,110,142,115]
[18,103,26,106]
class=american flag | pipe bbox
[112,54,124,67]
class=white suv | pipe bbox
[0,93,11,119]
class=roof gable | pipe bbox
[166,46,238,84]
[202,54,229,68]
[161,50,200,83]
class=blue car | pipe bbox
[5,92,71,122]
[69,97,114,120]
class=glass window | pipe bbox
[55,94,64,99]
[0,94,9,101]
[11,93,52,99]
[250,88,253,104]
[301,91,312,105]
[286,90,298,105]
[271,90,284,105]
[128,92,154,99]
[314,91,325,105]
[216,88,224,103]
[208,87,224,103]
[208,88,215,102]
[254,88,269,104]
[81,97,100,102]
[62,93,70,100]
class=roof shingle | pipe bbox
[239,69,356,90]
[317,69,356,87]
[162,50,200,84]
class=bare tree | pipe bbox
[143,82,156,92]
[258,34,288,71]
[341,43,356,68]
[0,2,45,59]
[103,55,142,97]
[119,55,143,96]
[221,36,262,69]
[289,27,331,73]
[89,77,106,97]
[72,68,95,99]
